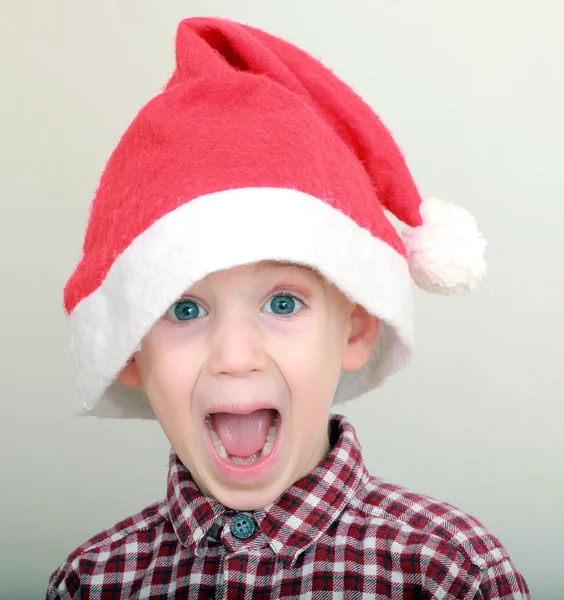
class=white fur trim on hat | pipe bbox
[68,187,414,419]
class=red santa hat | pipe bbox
[63,17,486,419]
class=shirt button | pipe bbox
[230,513,256,540]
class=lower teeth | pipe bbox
[207,415,279,464]
[209,428,228,459]
[230,452,261,466]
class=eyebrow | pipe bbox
[180,261,328,298]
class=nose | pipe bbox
[206,311,268,378]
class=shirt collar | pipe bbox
[166,413,369,564]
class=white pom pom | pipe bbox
[402,197,487,295]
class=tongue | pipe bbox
[210,409,274,457]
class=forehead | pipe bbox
[253,260,326,282]
[187,260,331,293]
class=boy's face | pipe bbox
[119,261,379,510]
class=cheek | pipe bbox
[138,340,199,416]
[277,321,344,399]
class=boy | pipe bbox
[47,16,530,599]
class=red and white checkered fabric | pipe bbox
[46,415,530,599]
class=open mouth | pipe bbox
[205,408,280,467]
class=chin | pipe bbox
[212,484,283,512]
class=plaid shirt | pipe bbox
[46,415,530,599]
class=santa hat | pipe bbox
[63,17,486,419]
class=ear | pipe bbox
[117,356,143,388]
[341,304,380,372]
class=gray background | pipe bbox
[1,0,562,598]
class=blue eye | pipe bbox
[165,293,304,323]
[166,299,208,322]
[264,294,304,316]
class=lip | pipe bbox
[204,409,283,485]
[206,400,281,416]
